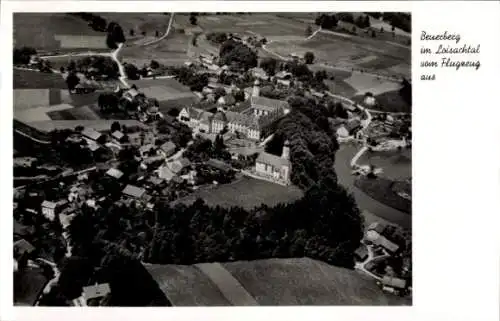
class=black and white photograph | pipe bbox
[11,11,413,307]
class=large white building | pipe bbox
[254,140,291,185]
[178,81,288,140]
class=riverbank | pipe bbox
[354,176,411,214]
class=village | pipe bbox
[13,12,412,307]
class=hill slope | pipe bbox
[145,257,411,306]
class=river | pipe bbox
[335,142,412,230]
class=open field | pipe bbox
[47,105,101,121]
[28,119,147,133]
[353,89,411,113]
[14,13,103,51]
[267,31,409,77]
[354,176,411,214]
[344,73,403,96]
[175,177,303,210]
[98,13,170,36]
[14,70,67,90]
[145,258,410,306]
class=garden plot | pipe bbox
[15,103,74,123]
[14,13,102,50]
[344,73,402,96]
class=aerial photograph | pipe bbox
[12,12,412,306]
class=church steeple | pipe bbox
[281,140,290,160]
[252,79,260,97]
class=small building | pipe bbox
[59,212,76,230]
[81,127,103,142]
[381,276,407,293]
[159,141,176,158]
[111,131,127,143]
[354,245,369,262]
[106,168,124,180]
[168,157,192,175]
[41,200,68,221]
[336,125,350,138]
[80,283,111,306]
[14,239,36,260]
[147,176,166,189]
[122,185,147,200]
[157,166,176,181]
[274,71,293,80]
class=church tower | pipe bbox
[281,140,290,160]
[252,79,260,97]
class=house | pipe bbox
[336,125,350,138]
[79,283,111,306]
[159,141,176,158]
[381,276,407,294]
[59,212,76,230]
[276,79,291,88]
[354,245,368,262]
[147,176,166,189]
[177,107,214,132]
[168,157,192,175]
[254,140,291,184]
[274,71,292,80]
[111,131,127,143]
[252,67,269,80]
[217,95,236,106]
[14,239,36,260]
[81,127,103,142]
[41,200,68,221]
[122,184,147,200]
[157,165,176,181]
[106,168,124,180]
[373,236,400,254]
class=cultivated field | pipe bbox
[344,73,403,96]
[13,70,67,90]
[175,177,303,210]
[14,13,104,51]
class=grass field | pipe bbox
[354,176,411,214]
[14,13,103,50]
[175,177,303,210]
[47,105,101,120]
[14,70,67,90]
[98,13,170,36]
[146,264,231,306]
[353,89,411,113]
[344,73,403,96]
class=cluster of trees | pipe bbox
[206,32,228,45]
[183,135,231,164]
[70,12,108,32]
[382,12,411,33]
[66,56,120,80]
[266,99,338,190]
[315,14,338,30]
[172,66,209,92]
[219,39,258,71]
[259,57,279,76]
[399,78,412,106]
[98,92,120,113]
[189,13,198,26]
[13,47,37,65]
[106,22,126,49]
[354,15,371,29]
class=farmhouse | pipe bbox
[381,276,407,295]
[106,168,124,180]
[41,200,68,221]
[81,127,103,142]
[159,141,176,158]
[73,283,111,306]
[122,185,147,200]
[254,140,291,185]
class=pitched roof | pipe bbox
[106,168,124,179]
[160,141,176,153]
[382,276,407,289]
[250,96,289,113]
[145,257,410,306]
[83,283,111,301]
[81,127,102,141]
[368,222,386,234]
[111,131,124,140]
[14,239,36,256]
[122,185,146,199]
[158,166,176,181]
[373,235,399,253]
[168,158,191,174]
[41,200,57,209]
[256,152,290,168]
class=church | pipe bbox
[254,140,291,185]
